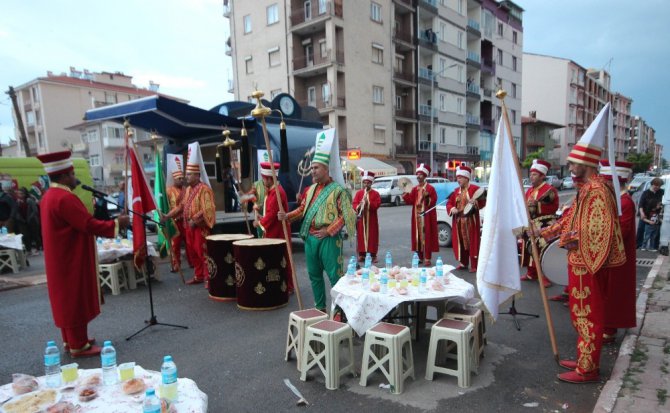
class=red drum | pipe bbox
[233,238,289,311]
[540,239,569,286]
[205,234,253,301]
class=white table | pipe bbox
[0,365,208,412]
[331,268,476,336]
[0,234,23,250]
[0,234,26,274]
[97,239,158,264]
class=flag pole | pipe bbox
[123,119,131,215]
[497,89,559,363]
[251,90,303,310]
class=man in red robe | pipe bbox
[166,155,190,272]
[600,160,637,342]
[447,165,485,272]
[37,151,129,357]
[403,163,439,266]
[254,162,293,293]
[520,159,559,287]
[352,170,381,263]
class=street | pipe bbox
[0,189,654,412]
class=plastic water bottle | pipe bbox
[142,388,161,413]
[411,252,419,270]
[101,341,118,385]
[419,268,427,293]
[364,253,372,269]
[349,255,357,269]
[380,269,388,294]
[96,237,103,246]
[436,256,444,284]
[44,340,62,388]
[385,251,392,271]
[127,229,133,241]
[361,268,370,288]
[1,226,7,235]
[346,262,355,279]
[160,355,178,402]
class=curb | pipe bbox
[592,254,668,413]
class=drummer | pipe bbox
[402,164,439,266]
[446,165,485,272]
[520,159,558,287]
[253,161,293,293]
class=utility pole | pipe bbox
[6,86,32,157]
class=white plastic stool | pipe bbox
[122,261,147,289]
[98,262,128,295]
[301,320,356,390]
[359,322,415,394]
[425,318,475,388]
[285,309,328,370]
[0,249,20,274]
[445,306,485,370]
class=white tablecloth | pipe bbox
[0,234,23,250]
[97,239,158,264]
[0,366,208,412]
[331,268,476,336]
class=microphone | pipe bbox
[81,184,108,199]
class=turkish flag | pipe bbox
[129,146,157,270]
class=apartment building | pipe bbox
[632,116,655,157]
[520,112,562,171]
[225,0,523,177]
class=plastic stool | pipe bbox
[122,261,147,289]
[359,322,414,394]
[425,318,475,388]
[98,262,128,295]
[445,306,485,370]
[0,249,20,274]
[301,320,356,390]
[285,309,329,370]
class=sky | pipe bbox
[1,0,668,157]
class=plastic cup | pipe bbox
[61,363,79,383]
[388,278,397,289]
[400,279,409,289]
[118,362,136,381]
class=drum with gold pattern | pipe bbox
[540,239,569,286]
[233,238,289,310]
[205,234,253,301]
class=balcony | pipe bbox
[292,50,344,75]
[466,51,481,68]
[393,0,415,12]
[466,19,481,37]
[394,108,416,120]
[290,0,342,32]
[392,29,416,49]
[393,71,415,84]
[418,0,437,14]
[298,96,346,111]
[482,88,493,99]
[466,113,480,127]
[104,137,124,148]
[418,104,437,121]
[23,102,32,112]
[418,67,434,86]
[466,145,480,155]
[466,82,480,98]
[395,143,416,155]
[481,58,495,75]
[419,140,436,151]
[418,30,437,51]
[481,118,495,131]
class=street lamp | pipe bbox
[429,63,459,175]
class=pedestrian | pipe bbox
[253,161,293,293]
[636,177,664,249]
[16,187,41,253]
[163,143,216,285]
[538,108,625,383]
[520,159,558,287]
[446,165,485,272]
[37,150,130,357]
[278,136,356,312]
[352,170,381,263]
[403,163,440,266]
[0,182,18,233]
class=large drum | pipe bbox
[540,239,569,286]
[233,238,289,311]
[205,234,253,301]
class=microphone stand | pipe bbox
[85,190,188,340]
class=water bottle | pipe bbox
[127,229,133,241]
[419,269,427,293]
[44,340,62,388]
[385,251,392,271]
[101,341,118,385]
[380,269,388,294]
[142,388,161,413]
[349,256,357,269]
[361,268,370,288]
[346,262,354,278]
[436,256,444,284]
[364,253,372,269]
[96,237,103,246]
[160,355,178,402]
[1,226,7,235]
[411,252,419,270]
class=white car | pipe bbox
[436,206,454,247]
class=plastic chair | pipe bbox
[359,322,414,394]
[98,262,127,295]
[285,309,329,370]
[425,318,475,388]
[301,320,356,390]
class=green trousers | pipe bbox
[305,234,344,310]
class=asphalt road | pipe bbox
[0,190,653,412]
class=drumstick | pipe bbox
[420,199,448,216]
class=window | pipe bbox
[513,31,518,44]
[440,127,446,144]
[104,92,117,104]
[304,44,314,66]
[143,153,152,164]
[37,132,44,148]
[31,87,39,102]
[268,47,280,67]
[372,86,384,104]
[105,126,123,139]
[457,31,464,49]
[456,97,464,115]
[395,94,402,109]
[371,2,382,23]
[304,0,312,20]
[267,4,279,25]
[318,0,327,14]
[319,39,327,58]
[497,49,503,65]
[497,22,503,37]
[26,111,35,126]
[496,105,502,120]
[457,129,463,146]
[245,56,253,74]
[457,65,464,82]
[511,83,517,98]
[511,109,517,125]
[243,15,252,33]
[307,87,316,107]
[440,22,446,42]
[321,83,330,104]
[89,155,100,167]
[496,77,503,90]
[394,55,404,73]
[88,129,99,143]
[439,58,447,75]
[372,44,383,64]
[270,89,282,99]
[512,56,517,71]
[373,125,386,143]
[439,93,446,111]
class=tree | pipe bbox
[521,148,545,169]
[662,158,668,169]
[626,152,654,173]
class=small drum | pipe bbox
[205,234,253,301]
[540,239,569,286]
[463,187,486,216]
[233,238,289,311]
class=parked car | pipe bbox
[561,176,574,190]
[434,182,486,248]
[371,175,418,206]
[426,177,450,184]
[545,175,563,190]
[628,176,653,194]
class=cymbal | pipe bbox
[398,177,413,193]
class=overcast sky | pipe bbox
[1,0,668,157]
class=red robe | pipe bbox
[402,183,439,260]
[40,184,116,329]
[603,192,637,329]
[446,184,485,269]
[167,185,188,270]
[258,184,293,291]
[352,188,381,256]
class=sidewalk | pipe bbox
[0,251,47,290]
[594,254,670,412]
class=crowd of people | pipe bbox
[0,182,42,256]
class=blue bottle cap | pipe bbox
[103,340,112,347]
[164,355,173,362]
[146,388,155,396]
[47,340,56,346]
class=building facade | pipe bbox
[225,0,523,177]
[520,112,562,172]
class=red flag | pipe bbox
[129,146,157,270]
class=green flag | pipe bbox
[154,149,177,258]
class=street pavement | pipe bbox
[0,198,667,412]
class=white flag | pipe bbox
[476,113,528,320]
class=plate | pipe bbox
[1,388,61,413]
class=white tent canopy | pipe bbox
[344,157,398,177]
